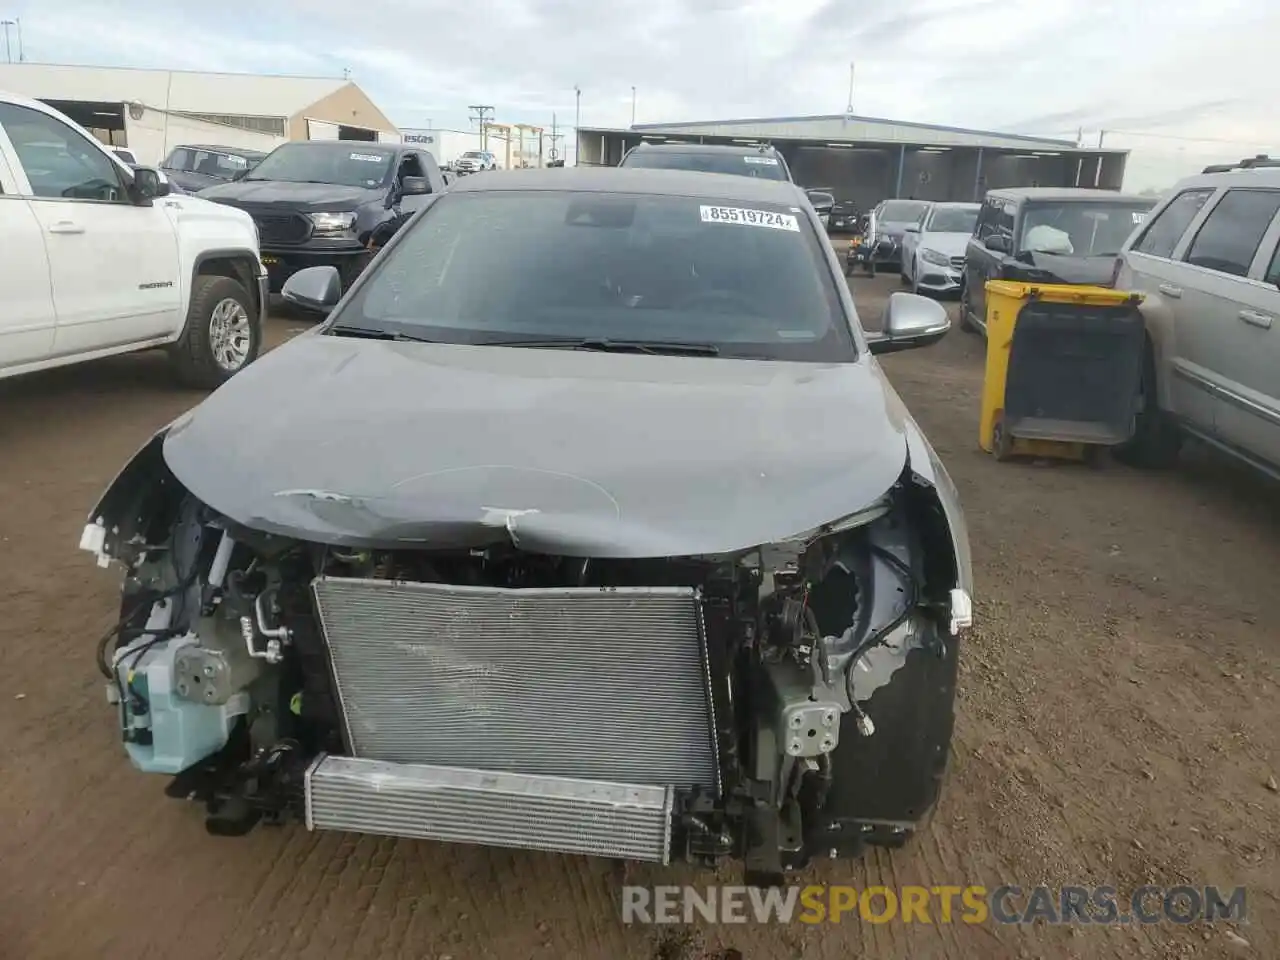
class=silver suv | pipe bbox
[1116,161,1280,478]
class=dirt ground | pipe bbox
[1,277,1277,960]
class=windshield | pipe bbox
[1018,200,1155,257]
[243,143,394,188]
[926,206,979,233]
[164,147,255,179]
[338,191,853,362]
[621,150,789,181]
[878,200,929,223]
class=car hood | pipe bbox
[918,232,970,257]
[1004,253,1117,286]
[161,336,911,557]
[196,179,381,211]
[165,169,220,192]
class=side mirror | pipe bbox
[132,166,171,200]
[867,292,951,355]
[282,265,342,313]
[904,224,920,233]
[401,175,432,196]
[984,234,1011,254]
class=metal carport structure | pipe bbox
[576,113,1129,208]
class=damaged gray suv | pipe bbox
[82,168,972,882]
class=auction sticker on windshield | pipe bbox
[350,153,383,162]
[744,156,779,165]
[700,206,800,232]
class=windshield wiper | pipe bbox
[326,324,437,343]
[480,337,720,356]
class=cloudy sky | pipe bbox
[4,0,1279,187]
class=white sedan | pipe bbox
[900,202,980,296]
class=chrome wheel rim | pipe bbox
[208,297,252,372]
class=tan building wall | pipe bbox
[287,82,399,139]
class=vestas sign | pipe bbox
[402,130,436,144]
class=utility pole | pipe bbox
[546,112,564,165]
[631,86,636,125]
[845,62,855,114]
[468,104,495,150]
[1,20,14,64]
[573,86,581,167]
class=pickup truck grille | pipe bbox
[253,213,311,246]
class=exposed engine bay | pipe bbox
[84,437,970,881]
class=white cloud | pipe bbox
[6,0,1279,189]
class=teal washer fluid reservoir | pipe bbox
[118,632,250,775]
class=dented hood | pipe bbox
[161,335,910,557]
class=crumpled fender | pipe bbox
[80,417,187,567]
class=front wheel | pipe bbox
[959,286,978,334]
[170,275,261,389]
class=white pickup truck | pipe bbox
[0,91,267,387]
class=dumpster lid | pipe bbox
[984,280,1143,306]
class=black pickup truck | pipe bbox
[199,140,447,291]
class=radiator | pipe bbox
[306,755,674,863]
[310,578,720,790]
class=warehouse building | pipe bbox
[0,62,401,166]
[577,113,1130,207]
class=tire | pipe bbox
[959,286,978,334]
[170,274,260,389]
[1114,348,1182,468]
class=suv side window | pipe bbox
[0,102,127,202]
[1133,188,1213,258]
[975,199,999,240]
[1184,188,1280,277]
[1266,239,1280,286]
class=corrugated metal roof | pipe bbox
[628,112,1077,149]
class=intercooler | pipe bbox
[306,577,719,859]
[306,756,675,863]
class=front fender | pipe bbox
[80,418,188,567]
[902,417,974,602]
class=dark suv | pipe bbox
[961,187,1156,335]
[619,142,834,219]
[161,144,266,193]
[199,140,447,291]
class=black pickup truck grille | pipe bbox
[253,213,311,246]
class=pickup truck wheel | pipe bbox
[171,275,260,389]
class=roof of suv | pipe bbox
[174,144,268,157]
[449,166,806,205]
[987,187,1152,203]
[629,142,782,157]
[1170,166,1280,190]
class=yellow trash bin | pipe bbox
[978,281,1146,462]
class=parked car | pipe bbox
[961,187,1156,336]
[111,146,139,165]
[828,197,861,233]
[197,139,446,292]
[0,91,266,386]
[621,141,793,181]
[620,142,834,216]
[1114,163,1280,478]
[82,167,972,880]
[865,199,931,268]
[160,144,267,194]
[454,149,497,174]
[900,202,980,296]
